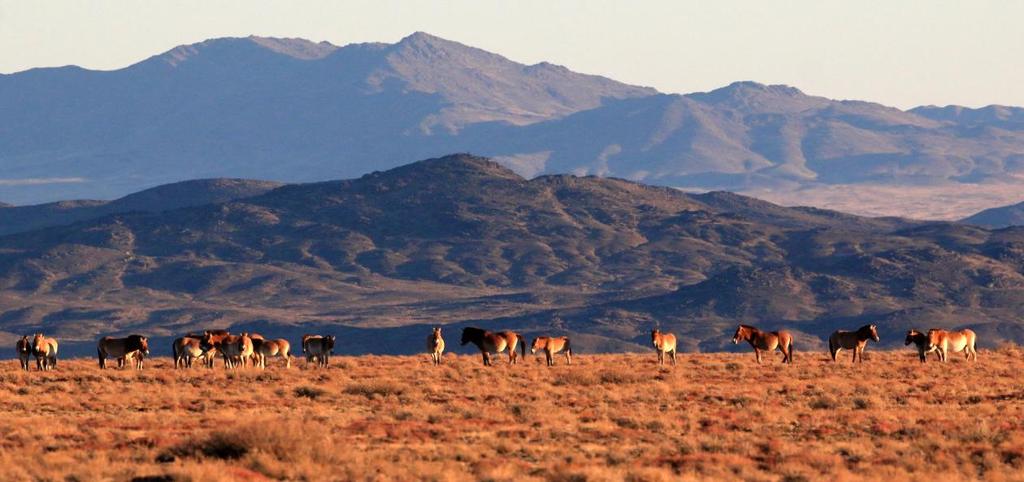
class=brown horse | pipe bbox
[301,334,322,364]
[928,328,978,362]
[252,338,292,368]
[426,327,445,365]
[905,329,941,362]
[732,324,793,364]
[198,330,232,368]
[460,327,525,366]
[172,336,206,369]
[97,335,150,369]
[651,329,677,366]
[828,324,880,363]
[16,336,31,371]
[304,335,336,368]
[530,336,573,366]
[31,334,58,371]
[203,333,254,369]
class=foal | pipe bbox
[426,327,445,365]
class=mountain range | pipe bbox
[4,154,1024,357]
[3,32,1024,219]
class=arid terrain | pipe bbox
[3,349,1023,481]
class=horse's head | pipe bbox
[731,325,748,344]
[433,327,442,339]
[136,335,151,356]
[904,330,920,346]
[869,324,880,342]
[651,329,661,348]
[460,328,475,346]
[18,336,30,353]
[530,337,543,354]
[324,335,336,353]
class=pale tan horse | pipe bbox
[172,336,206,369]
[732,324,794,364]
[304,335,336,368]
[242,332,266,366]
[905,329,940,362]
[203,333,254,369]
[928,328,978,362]
[31,334,58,371]
[651,329,677,366]
[16,336,31,371]
[97,335,150,369]
[828,324,880,363]
[426,327,445,365]
[460,327,526,366]
[252,338,292,368]
[531,336,573,366]
[119,350,145,370]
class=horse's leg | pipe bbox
[754,349,762,364]
[671,350,676,366]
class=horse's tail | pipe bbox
[97,345,104,369]
[518,334,527,358]
[172,340,180,367]
[827,336,835,360]
[565,337,573,356]
[789,339,795,364]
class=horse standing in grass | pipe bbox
[252,338,292,368]
[172,336,206,369]
[651,329,677,366]
[905,329,940,362]
[927,328,978,362]
[203,333,254,369]
[16,336,31,371]
[531,336,572,366]
[732,324,794,364]
[97,335,150,369]
[426,327,445,365]
[32,334,58,371]
[828,324,880,363]
[304,335,336,368]
[460,327,525,366]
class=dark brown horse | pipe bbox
[97,335,150,369]
[15,336,31,371]
[460,327,525,366]
[905,329,940,362]
[732,324,794,364]
[828,324,880,363]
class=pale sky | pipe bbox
[0,0,1021,109]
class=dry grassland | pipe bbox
[2,349,1024,481]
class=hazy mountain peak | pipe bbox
[687,80,827,113]
[248,36,339,59]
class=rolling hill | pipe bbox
[3,154,1024,356]
[3,33,1024,221]
[0,178,282,236]
[962,200,1024,229]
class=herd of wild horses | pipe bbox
[12,323,980,371]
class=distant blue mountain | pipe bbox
[2,32,1023,205]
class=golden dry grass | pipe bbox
[3,349,1024,481]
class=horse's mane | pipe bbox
[737,324,759,331]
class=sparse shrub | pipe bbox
[344,381,404,398]
[294,386,325,399]
[852,397,873,410]
[599,370,643,384]
[553,371,597,386]
[809,396,838,410]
